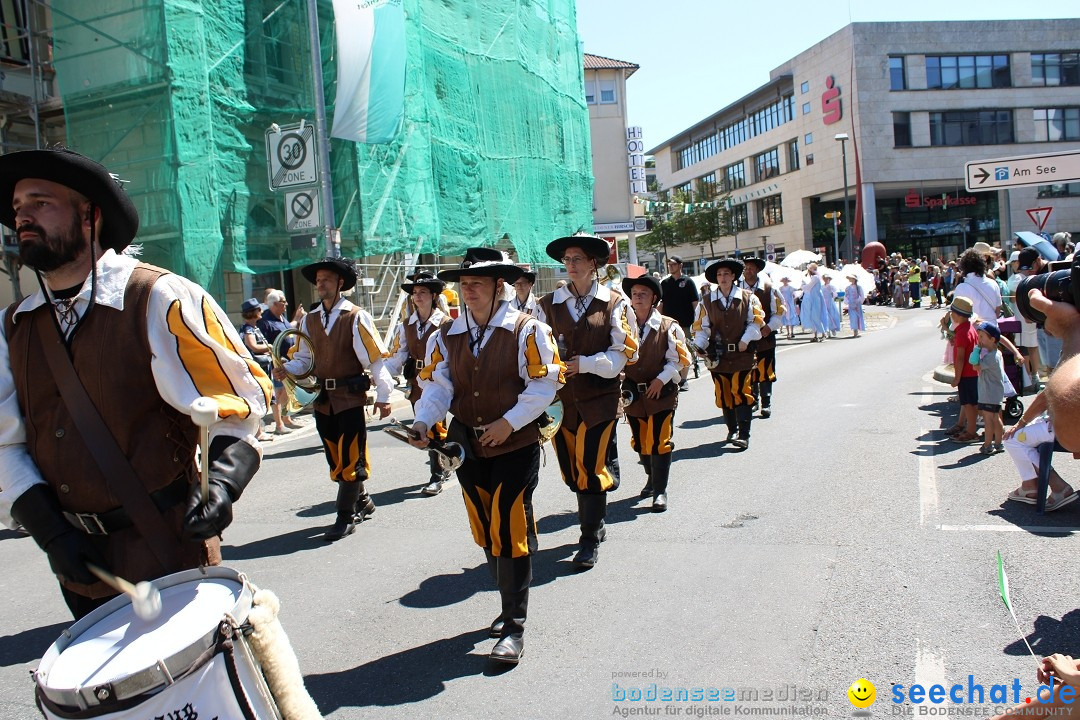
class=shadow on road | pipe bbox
[671,440,730,461]
[0,622,68,667]
[1004,609,1080,658]
[305,628,493,710]
[0,528,26,543]
[678,417,720,430]
[985,503,1080,536]
[221,525,330,560]
[295,500,335,518]
[262,444,325,460]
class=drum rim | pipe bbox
[35,566,252,711]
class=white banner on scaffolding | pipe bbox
[330,0,407,144]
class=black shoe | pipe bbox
[731,438,749,450]
[572,542,600,570]
[489,616,504,638]
[490,634,524,664]
[726,428,738,443]
[652,493,668,512]
[421,480,444,496]
[639,483,653,499]
[355,497,376,520]
[323,515,356,541]
[760,407,772,419]
[679,379,690,392]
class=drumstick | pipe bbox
[87,564,162,621]
[189,397,219,505]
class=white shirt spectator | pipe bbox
[953,272,1002,320]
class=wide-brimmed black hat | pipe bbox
[518,267,537,284]
[546,232,610,263]
[743,256,766,271]
[301,256,357,291]
[438,247,523,283]
[401,270,445,294]
[0,147,140,251]
[704,257,744,284]
[621,275,662,305]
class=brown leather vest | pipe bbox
[306,305,368,415]
[5,264,216,597]
[444,313,541,458]
[703,288,757,374]
[751,281,777,351]
[538,292,621,428]
[624,315,679,417]
[405,314,447,404]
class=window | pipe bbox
[1038,182,1080,198]
[730,204,749,232]
[800,81,809,94]
[676,133,720,170]
[0,0,29,63]
[804,133,813,145]
[697,172,717,199]
[1032,53,1080,87]
[711,94,795,157]
[926,55,1010,89]
[1034,108,1080,142]
[929,110,1013,146]
[723,162,745,191]
[805,153,814,166]
[758,195,783,227]
[754,148,780,182]
[802,102,811,115]
[584,80,596,105]
[673,181,693,199]
[787,138,800,171]
[889,57,906,90]
[893,112,911,147]
[599,78,616,103]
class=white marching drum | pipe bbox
[34,567,282,719]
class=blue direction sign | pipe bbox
[965,149,1080,192]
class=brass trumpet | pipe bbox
[383,418,466,473]
[538,399,563,443]
[271,328,320,413]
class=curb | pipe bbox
[932,364,954,384]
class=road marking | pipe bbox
[939,524,1080,534]
[915,641,948,702]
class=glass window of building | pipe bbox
[1038,182,1080,197]
[926,55,1010,89]
[754,148,780,182]
[804,133,813,145]
[801,81,809,94]
[585,80,596,105]
[599,77,616,103]
[723,162,746,191]
[929,110,1013,146]
[730,204,749,232]
[697,172,717,199]
[893,112,912,147]
[787,138,800,171]
[758,195,783,227]
[889,57,906,90]
[1034,108,1080,142]
[673,181,693,199]
[676,133,720,170]
[1032,53,1080,87]
[802,102,811,115]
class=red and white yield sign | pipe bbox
[1026,206,1052,231]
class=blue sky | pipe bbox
[575,0,1080,148]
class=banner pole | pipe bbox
[306,0,338,257]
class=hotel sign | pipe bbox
[627,126,647,195]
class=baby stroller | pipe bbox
[997,317,1029,423]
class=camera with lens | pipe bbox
[1014,255,1080,325]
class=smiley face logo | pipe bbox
[848,678,876,708]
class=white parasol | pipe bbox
[780,249,823,269]
[765,263,807,289]
[839,263,876,294]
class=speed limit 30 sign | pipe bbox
[265,122,319,191]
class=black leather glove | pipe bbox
[10,484,106,585]
[183,435,260,541]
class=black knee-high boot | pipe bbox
[723,408,738,441]
[324,481,362,541]
[734,404,753,449]
[490,555,531,664]
[759,381,773,417]
[485,549,503,637]
[638,453,653,498]
[572,493,607,570]
[650,453,672,512]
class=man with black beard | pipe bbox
[0,148,270,619]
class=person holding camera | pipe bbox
[274,257,393,541]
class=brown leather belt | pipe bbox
[62,477,189,536]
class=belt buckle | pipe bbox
[324,378,337,390]
[75,512,108,536]
[413,359,425,372]
[637,383,649,394]
[726,343,738,353]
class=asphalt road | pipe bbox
[2,305,1078,719]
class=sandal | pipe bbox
[950,431,978,442]
[943,425,963,436]
[1007,487,1038,504]
[979,445,994,455]
[1045,488,1078,512]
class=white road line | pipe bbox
[939,524,1080,533]
[915,641,948,703]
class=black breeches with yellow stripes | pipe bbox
[753,347,777,384]
[627,408,676,456]
[553,416,619,494]
[314,405,370,483]
[710,370,756,410]
[456,443,540,559]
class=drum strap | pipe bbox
[35,310,181,572]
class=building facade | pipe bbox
[648,20,1080,267]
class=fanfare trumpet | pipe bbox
[383,418,466,473]
[271,328,320,413]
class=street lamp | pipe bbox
[825,211,841,266]
[834,133,851,263]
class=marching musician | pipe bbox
[694,257,765,450]
[621,275,691,512]
[739,257,784,419]
[537,232,638,570]
[409,247,563,665]
[275,256,393,542]
[384,271,452,496]
[0,148,269,618]
[511,267,541,318]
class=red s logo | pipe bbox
[822,76,842,125]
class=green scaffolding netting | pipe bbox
[50,0,593,294]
